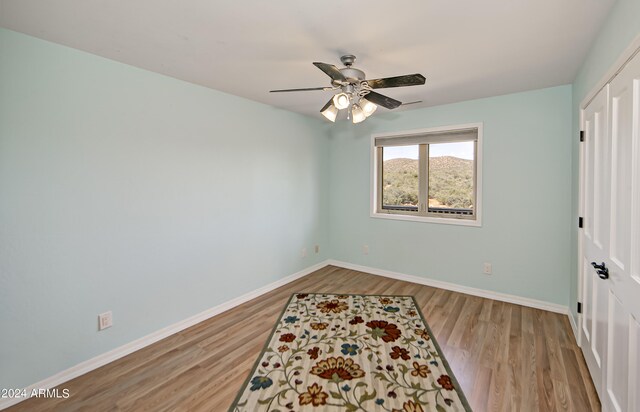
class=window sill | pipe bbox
[370,211,482,227]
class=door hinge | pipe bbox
[579,217,583,228]
[580,130,584,142]
[577,302,582,314]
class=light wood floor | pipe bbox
[8,266,599,411]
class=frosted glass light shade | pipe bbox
[351,104,366,124]
[333,93,350,110]
[321,103,338,122]
[360,97,378,117]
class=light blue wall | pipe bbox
[0,28,330,389]
[4,7,625,389]
[570,0,640,320]
[328,85,573,305]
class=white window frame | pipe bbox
[370,122,483,227]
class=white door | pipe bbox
[580,51,640,412]
[581,82,610,398]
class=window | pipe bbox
[371,124,482,226]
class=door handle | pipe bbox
[591,262,609,279]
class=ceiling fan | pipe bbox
[270,55,426,123]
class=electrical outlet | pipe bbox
[314,244,320,254]
[363,245,369,255]
[98,311,113,331]
[483,262,492,275]
[301,248,307,258]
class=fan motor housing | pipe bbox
[338,67,365,84]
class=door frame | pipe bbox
[575,33,640,348]
[576,107,584,347]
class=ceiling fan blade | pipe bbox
[270,87,333,93]
[401,100,423,106]
[365,74,426,89]
[313,62,346,82]
[364,91,402,110]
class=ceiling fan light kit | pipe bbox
[270,55,426,124]
[360,97,377,117]
[351,104,366,124]
[332,92,350,110]
[320,101,339,122]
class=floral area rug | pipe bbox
[229,293,472,412]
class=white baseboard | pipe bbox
[0,260,330,411]
[2,258,570,410]
[327,260,569,314]
[569,311,581,346]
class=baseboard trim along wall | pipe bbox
[3,258,570,410]
[569,311,581,346]
[0,260,331,411]
[327,260,569,315]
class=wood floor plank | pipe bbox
[552,378,572,412]
[448,296,481,349]
[535,328,556,412]
[457,297,482,351]
[573,345,602,410]
[470,366,493,410]
[479,298,493,322]
[486,361,508,412]
[5,266,600,412]
[521,306,535,335]
[561,346,598,411]
[445,346,473,390]
[521,331,540,411]
[437,294,466,346]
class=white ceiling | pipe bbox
[0,0,615,118]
